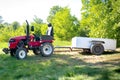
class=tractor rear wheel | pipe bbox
[41,43,54,57]
[16,48,27,59]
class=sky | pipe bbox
[0,0,82,24]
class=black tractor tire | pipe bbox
[33,49,41,55]
[16,48,27,60]
[41,43,54,57]
[90,44,104,55]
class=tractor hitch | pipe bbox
[2,48,10,54]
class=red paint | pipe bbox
[9,35,53,49]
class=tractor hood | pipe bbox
[9,35,34,42]
[9,36,27,43]
[10,36,26,40]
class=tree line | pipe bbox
[81,0,120,47]
[0,0,120,47]
[0,6,80,42]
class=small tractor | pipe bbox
[2,20,54,59]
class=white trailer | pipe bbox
[72,37,117,55]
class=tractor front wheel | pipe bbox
[41,43,54,57]
[16,48,27,60]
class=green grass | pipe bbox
[0,50,120,80]
[0,41,120,80]
[53,39,71,46]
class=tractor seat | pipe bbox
[33,34,40,41]
[40,35,53,41]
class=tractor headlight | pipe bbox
[9,39,15,42]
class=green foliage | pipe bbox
[33,15,43,24]
[11,21,20,30]
[0,16,4,23]
[31,22,48,36]
[0,24,4,29]
[40,24,48,35]
[31,16,48,36]
[1,0,120,47]
[0,42,7,48]
[0,19,48,42]
[53,39,71,46]
[0,24,25,42]
[47,6,62,23]
[48,6,80,40]
[0,16,4,29]
[31,22,42,36]
[0,27,11,42]
[81,0,120,47]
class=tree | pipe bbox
[33,15,43,24]
[11,21,20,30]
[50,7,80,40]
[81,0,120,47]
[0,16,4,23]
[3,22,10,27]
[0,16,4,28]
[47,6,62,23]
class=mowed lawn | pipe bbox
[0,41,120,80]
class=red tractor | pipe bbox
[2,20,54,59]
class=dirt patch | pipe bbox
[54,51,120,67]
[83,54,120,63]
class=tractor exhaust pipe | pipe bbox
[26,20,30,43]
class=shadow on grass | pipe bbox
[102,50,120,55]
[0,52,120,80]
[80,51,120,56]
[114,68,120,73]
[26,53,120,80]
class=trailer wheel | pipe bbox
[90,44,104,55]
[41,43,53,57]
[16,48,27,59]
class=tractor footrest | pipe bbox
[2,48,10,54]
